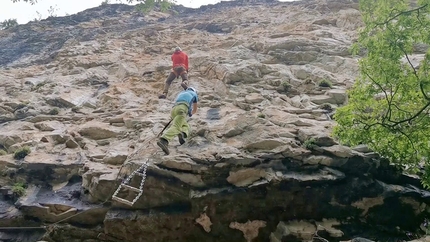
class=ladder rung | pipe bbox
[121,184,141,193]
[135,172,146,177]
[112,196,134,206]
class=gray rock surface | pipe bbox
[0,0,428,242]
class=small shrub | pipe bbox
[281,81,291,92]
[320,103,333,112]
[71,106,80,113]
[134,0,174,13]
[12,182,26,197]
[13,146,31,160]
[0,19,18,30]
[33,11,42,22]
[100,0,110,6]
[36,82,46,88]
[319,79,332,88]
[257,113,265,118]
[48,108,59,115]
[47,5,59,17]
[31,81,46,91]
[303,138,318,150]
[0,150,7,156]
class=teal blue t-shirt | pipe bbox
[175,90,199,116]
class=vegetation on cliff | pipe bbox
[12,0,176,12]
[334,0,430,187]
[0,19,18,29]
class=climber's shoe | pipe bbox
[157,138,170,155]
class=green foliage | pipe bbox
[12,182,26,197]
[48,108,59,115]
[303,138,318,150]
[33,11,42,22]
[101,0,111,6]
[47,5,59,17]
[320,103,333,112]
[281,81,291,92]
[257,113,265,118]
[127,0,176,13]
[71,106,80,113]
[318,79,332,88]
[11,0,37,4]
[0,150,7,156]
[36,81,46,89]
[333,0,430,187]
[13,146,31,160]
[1,19,18,30]
[31,81,46,91]
[158,0,175,12]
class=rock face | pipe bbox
[0,0,429,242]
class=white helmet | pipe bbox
[187,87,197,94]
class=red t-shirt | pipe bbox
[171,51,189,70]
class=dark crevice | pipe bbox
[154,164,195,174]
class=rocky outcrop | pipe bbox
[0,0,429,242]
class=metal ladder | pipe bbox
[111,162,148,206]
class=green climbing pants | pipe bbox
[161,103,190,142]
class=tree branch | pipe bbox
[388,102,430,127]
[363,69,392,121]
[376,4,428,26]
[420,82,430,100]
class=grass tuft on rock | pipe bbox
[12,182,26,197]
[48,108,59,115]
[281,81,291,92]
[318,79,332,88]
[13,146,31,160]
[303,138,318,150]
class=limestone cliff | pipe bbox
[0,0,429,242]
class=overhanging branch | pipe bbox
[376,4,428,26]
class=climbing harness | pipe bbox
[111,161,148,206]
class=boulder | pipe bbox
[21,151,84,184]
[78,121,124,140]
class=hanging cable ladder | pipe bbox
[111,162,148,206]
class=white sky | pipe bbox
[0,0,226,24]
[0,0,291,24]
[1,0,297,24]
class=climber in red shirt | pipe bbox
[159,47,190,99]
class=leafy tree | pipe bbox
[47,5,59,17]
[11,0,176,13]
[33,11,42,21]
[11,0,37,4]
[127,0,176,13]
[333,0,430,187]
[0,19,18,29]
[101,0,111,6]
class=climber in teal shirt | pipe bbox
[157,87,199,155]
[175,87,199,117]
